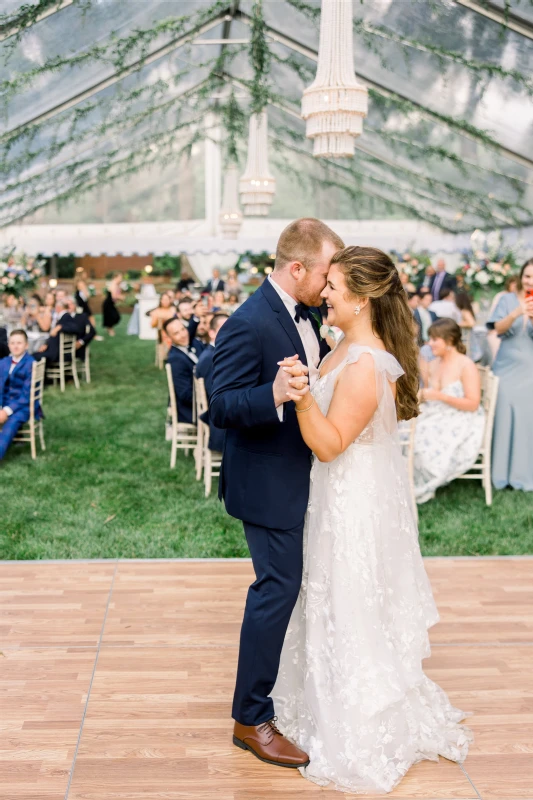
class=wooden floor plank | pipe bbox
[0,647,96,800]
[0,563,115,648]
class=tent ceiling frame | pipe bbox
[270,99,517,227]
[1,11,228,141]
[235,8,533,171]
[454,0,533,40]
[0,0,74,43]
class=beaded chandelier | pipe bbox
[219,163,243,239]
[301,0,368,158]
[239,111,276,215]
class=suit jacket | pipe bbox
[166,345,197,424]
[413,307,437,345]
[195,344,225,453]
[206,278,225,294]
[211,279,330,530]
[429,271,456,301]
[0,352,41,421]
[35,312,95,362]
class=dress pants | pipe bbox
[0,410,28,460]
[232,519,304,726]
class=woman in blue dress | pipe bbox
[487,260,533,492]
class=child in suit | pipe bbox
[0,330,41,460]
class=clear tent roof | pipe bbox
[1,0,532,233]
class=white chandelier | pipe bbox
[239,111,276,215]
[301,0,368,158]
[219,163,243,239]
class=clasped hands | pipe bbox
[273,355,311,408]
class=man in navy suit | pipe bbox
[34,296,95,363]
[195,312,229,453]
[0,330,41,460]
[430,258,456,302]
[414,288,438,345]
[211,218,344,768]
[164,316,205,424]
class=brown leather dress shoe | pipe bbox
[233,717,310,768]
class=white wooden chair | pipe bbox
[457,366,499,506]
[194,376,222,497]
[12,359,46,460]
[155,319,168,370]
[398,417,418,521]
[78,324,92,383]
[165,363,197,468]
[46,333,80,392]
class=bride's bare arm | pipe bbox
[286,354,378,463]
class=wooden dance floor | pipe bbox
[1,557,532,800]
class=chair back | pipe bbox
[60,333,77,361]
[194,376,208,417]
[165,363,178,425]
[30,359,46,421]
[478,366,499,456]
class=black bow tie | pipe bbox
[294,302,310,323]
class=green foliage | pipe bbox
[153,254,182,276]
[1,318,531,559]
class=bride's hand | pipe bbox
[278,357,308,377]
[287,384,311,406]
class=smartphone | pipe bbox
[526,290,533,299]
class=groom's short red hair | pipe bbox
[275,218,344,272]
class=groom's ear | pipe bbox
[289,261,305,280]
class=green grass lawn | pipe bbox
[1,318,531,560]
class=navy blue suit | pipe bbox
[413,308,437,345]
[33,312,93,363]
[166,342,204,425]
[0,352,41,460]
[195,344,225,452]
[211,279,329,726]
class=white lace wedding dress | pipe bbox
[271,344,473,794]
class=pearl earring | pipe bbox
[354,305,361,316]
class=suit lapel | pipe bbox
[10,352,27,377]
[261,280,308,367]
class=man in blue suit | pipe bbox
[0,330,41,460]
[211,218,344,768]
[164,316,205,424]
[194,312,229,453]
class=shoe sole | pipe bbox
[233,735,310,769]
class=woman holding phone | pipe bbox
[487,259,533,492]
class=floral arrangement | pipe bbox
[459,230,521,293]
[0,250,46,297]
[389,249,432,284]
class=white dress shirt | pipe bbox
[268,276,321,421]
[417,306,433,342]
[429,300,462,325]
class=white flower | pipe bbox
[475,270,490,285]
[494,275,504,284]
[319,324,330,339]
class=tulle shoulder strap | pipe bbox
[346,344,404,383]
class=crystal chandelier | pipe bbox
[239,111,276,215]
[301,0,368,158]
[219,163,243,239]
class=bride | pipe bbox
[271,246,473,794]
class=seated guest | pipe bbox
[413,319,485,503]
[150,292,176,329]
[429,287,462,324]
[176,298,199,345]
[21,295,45,332]
[212,290,226,311]
[487,259,533,492]
[164,317,200,424]
[176,271,195,294]
[34,296,95,363]
[195,313,229,452]
[414,288,438,345]
[0,330,42,460]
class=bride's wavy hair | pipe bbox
[330,246,420,421]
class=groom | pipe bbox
[211,218,344,767]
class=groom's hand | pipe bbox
[273,355,309,407]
